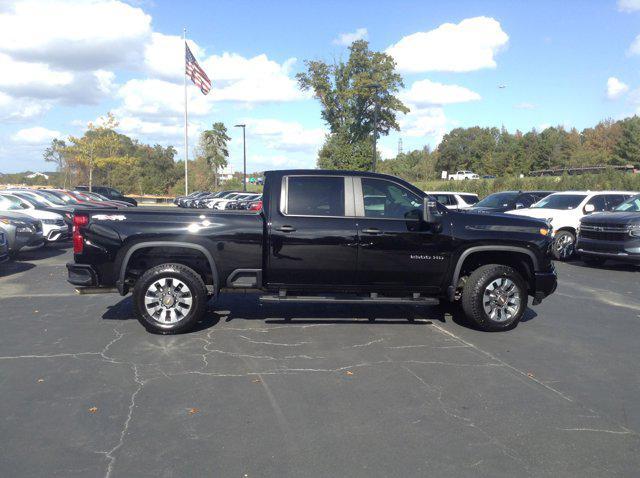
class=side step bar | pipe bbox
[259,294,439,305]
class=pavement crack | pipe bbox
[238,335,310,346]
[557,427,636,435]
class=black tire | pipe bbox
[461,264,527,331]
[551,230,576,260]
[133,263,208,334]
[582,256,606,267]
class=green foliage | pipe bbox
[317,131,375,171]
[196,122,231,187]
[377,146,436,181]
[416,170,640,199]
[297,40,408,142]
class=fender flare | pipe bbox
[449,245,539,294]
[117,241,219,294]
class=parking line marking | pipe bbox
[430,323,575,403]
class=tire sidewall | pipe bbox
[552,230,575,260]
[134,264,207,334]
[464,266,527,331]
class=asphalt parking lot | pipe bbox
[1,245,639,477]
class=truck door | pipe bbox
[355,177,451,291]
[267,175,358,287]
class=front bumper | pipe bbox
[532,266,558,305]
[576,237,640,263]
[66,263,98,286]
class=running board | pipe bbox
[259,295,439,305]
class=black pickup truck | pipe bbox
[67,170,557,334]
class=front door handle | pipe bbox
[361,228,382,235]
[275,225,296,232]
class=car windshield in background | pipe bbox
[531,194,587,210]
[460,194,479,204]
[475,192,518,208]
[614,195,640,212]
[36,191,66,205]
[0,196,27,211]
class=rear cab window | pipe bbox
[460,194,478,205]
[284,176,345,216]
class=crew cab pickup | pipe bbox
[67,170,557,334]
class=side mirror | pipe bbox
[423,198,439,223]
[515,202,525,209]
[584,204,595,214]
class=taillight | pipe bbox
[249,200,262,211]
[73,214,89,254]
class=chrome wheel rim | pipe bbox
[144,277,193,325]
[482,277,521,322]
[554,234,574,259]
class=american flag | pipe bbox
[185,43,211,95]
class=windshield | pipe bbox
[531,194,587,210]
[0,195,28,211]
[15,192,51,207]
[460,194,479,204]
[475,192,518,208]
[614,195,640,212]
[36,190,66,205]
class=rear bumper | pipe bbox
[532,266,558,305]
[66,263,98,287]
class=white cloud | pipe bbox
[628,34,640,55]
[244,118,326,153]
[399,107,447,140]
[401,79,481,107]
[333,28,368,46]
[0,0,151,70]
[514,102,536,110]
[606,77,629,99]
[144,33,205,82]
[618,0,640,12]
[387,16,509,73]
[12,126,61,144]
[0,92,51,121]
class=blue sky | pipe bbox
[1,0,640,174]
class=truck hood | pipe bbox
[0,210,41,224]
[580,211,640,226]
[467,206,510,214]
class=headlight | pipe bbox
[630,225,640,237]
[42,219,58,225]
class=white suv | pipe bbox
[448,171,479,181]
[426,191,479,209]
[507,191,637,259]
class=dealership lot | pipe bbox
[1,246,639,477]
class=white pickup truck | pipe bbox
[448,170,479,181]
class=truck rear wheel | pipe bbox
[461,264,527,331]
[133,263,208,334]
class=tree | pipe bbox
[297,40,408,169]
[196,122,231,187]
[614,116,640,165]
[43,138,69,187]
[317,131,376,171]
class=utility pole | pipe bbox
[234,124,247,192]
[183,27,189,195]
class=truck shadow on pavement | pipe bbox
[102,293,538,333]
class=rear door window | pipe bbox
[361,178,422,220]
[434,194,456,206]
[286,176,345,216]
[586,195,607,212]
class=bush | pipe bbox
[416,171,640,198]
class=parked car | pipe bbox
[448,170,479,180]
[205,192,245,209]
[43,189,112,209]
[225,193,262,210]
[470,191,554,214]
[5,189,74,231]
[507,190,637,260]
[231,194,263,210]
[426,191,479,210]
[67,169,557,334]
[75,190,134,208]
[0,229,8,264]
[0,193,68,243]
[174,191,204,207]
[0,211,44,255]
[576,194,640,266]
[75,186,137,206]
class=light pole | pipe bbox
[366,83,381,173]
[234,124,246,192]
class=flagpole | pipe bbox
[183,27,189,196]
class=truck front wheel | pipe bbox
[133,263,208,334]
[461,264,527,331]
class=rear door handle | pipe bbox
[275,225,296,232]
[361,228,382,235]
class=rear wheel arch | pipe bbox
[118,241,219,294]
